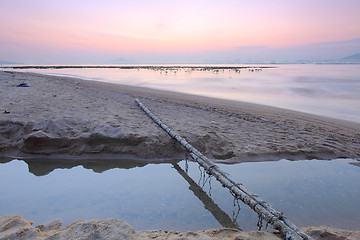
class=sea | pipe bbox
[7,63,360,124]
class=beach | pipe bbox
[1,71,360,239]
[1,71,359,162]
[0,72,360,163]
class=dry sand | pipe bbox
[1,215,360,240]
[1,71,360,239]
[0,71,359,162]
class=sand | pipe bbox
[1,215,360,240]
[0,71,359,162]
[1,70,360,239]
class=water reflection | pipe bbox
[0,157,179,176]
[0,157,359,231]
[172,162,240,230]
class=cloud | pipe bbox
[313,38,360,46]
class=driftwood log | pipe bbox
[135,98,314,240]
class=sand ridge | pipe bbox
[0,71,359,162]
[1,215,359,240]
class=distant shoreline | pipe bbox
[2,63,359,70]
[2,65,276,70]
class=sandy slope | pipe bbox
[0,71,359,162]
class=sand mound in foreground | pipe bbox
[1,215,359,240]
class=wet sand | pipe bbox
[0,71,360,239]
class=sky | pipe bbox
[1,0,360,64]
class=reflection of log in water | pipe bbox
[137,99,313,240]
[172,163,241,230]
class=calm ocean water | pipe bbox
[10,64,360,123]
[1,158,359,231]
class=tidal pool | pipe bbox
[0,158,359,232]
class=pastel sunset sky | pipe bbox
[1,0,359,64]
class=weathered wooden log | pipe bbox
[135,98,313,240]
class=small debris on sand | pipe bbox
[16,82,30,87]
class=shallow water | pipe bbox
[0,158,359,231]
[9,64,360,123]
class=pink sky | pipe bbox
[1,0,359,63]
